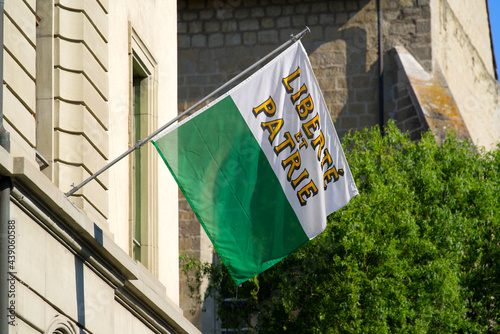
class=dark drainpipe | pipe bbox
[0,177,10,334]
[377,0,385,135]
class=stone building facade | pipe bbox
[177,0,499,331]
[1,0,199,333]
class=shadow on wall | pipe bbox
[177,0,381,138]
[305,23,376,139]
[75,256,86,334]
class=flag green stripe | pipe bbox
[153,96,309,284]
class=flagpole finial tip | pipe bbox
[292,27,311,42]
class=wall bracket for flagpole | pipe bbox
[65,27,310,197]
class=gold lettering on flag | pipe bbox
[251,66,346,206]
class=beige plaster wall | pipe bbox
[447,0,495,77]
[107,0,180,303]
[3,0,185,329]
[9,189,197,333]
[12,201,115,333]
[50,0,110,229]
[0,145,199,333]
[432,0,500,150]
[3,0,37,162]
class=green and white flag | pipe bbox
[153,41,358,285]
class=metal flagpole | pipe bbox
[65,27,311,197]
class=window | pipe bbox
[129,26,159,274]
[220,297,252,333]
[45,315,78,334]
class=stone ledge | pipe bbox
[0,152,199,333]
[2,155,135,281]
[0,146,13,175]
[394,46,471,144]
[123,276,201,334]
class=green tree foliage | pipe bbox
[182,122,500,333]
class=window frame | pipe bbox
[128,24,159,275]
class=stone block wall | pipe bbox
[178,0,376,138]
[178,0,433,138]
